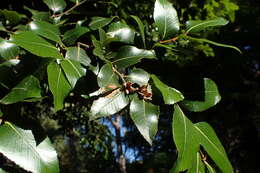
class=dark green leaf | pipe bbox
[97,63,120,88]
[47,61,71,111]
[130,95,159,145]
[0,109,3,117]
[24,6,50,21]
[153,0,180,39]
[0,122,59,173]
[63,26,90,46]
[0,10,25,26]
[107,22,135,44]
[187,152,205,173]
[112,46,156,68]
[89,16,115,30]
[181,78,221,112]
[10,31,63,58]
[151,75,184,104]
[65,47,91,66]
[61,59,86,88]
[43,0,66,13]
[186,17,229,33]
[0,38,19,59]
[130,15,146,48]
[0,75,41,104]
[127,68,150,86]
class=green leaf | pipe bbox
[127,68,150,86]
[97,63,120,88]
[205,162,216,173]
[10,31,63,58]
[29,21,62,44]
[151,75,184,104]
[0,122,59,173]
[112,46,156,68]
[130,15,146,48]
[186,17,229,33]
[63,26,90,46]
[194,122,233,173]
[61,59,86,88]
[43,0,66,13]
[130,95,159,145]
[0,38,19,59]
[153,0,180,39]
[0,109,3,117]
[90,90,129,119]
[181,78,221,112]
[0,168,8,173]
[107,22,135,44]
[0,10,25,26]
[65,47,91,66]
[89,16,115,30]
[0,75,41,104]
[187,152,205,173]
[24,6,50,21]
[171,104,199,172]
[47,61,71,111]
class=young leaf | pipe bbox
[10,31,63,58]
[130,95,159,145]
[90,90,129,119]
[107,22,135,44]
[47,61,71,111]
[112,46,156,68]
[186,152,205,173]
[151,75,184,104]
[29,21,62,44]
[194,122,233,173]
[0,38,19,59]
[61,59,86,88]
[0,122,59,173]
[0,75,41,104]
[63,26,90,46]
[43,0,66,13]
[130,15,146,48]
[97,63,120,88]
[65,47,91,67]
[127,68,150,86]
[181,78,221,112]
[153,0,180,39]
[89,16,115,30]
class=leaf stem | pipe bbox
[112,67,126,84]
[159,36,179,44]
[53,0,87,18]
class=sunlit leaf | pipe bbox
[0,38,19,59]
[97,63,120,88]
[130,15,146,48]
[127,68,150,86]
[187,152,205,173]
[65,47,91,66]
[107,22,135,44]
[89,16,115,30]
[43,0,66,13]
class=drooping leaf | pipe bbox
[0,122,59,173]
[187,152,205,173]
[107,22,135,44]
[186,17,229,34]
[171,104,199,172]
[97,63,120,88]
[90,90,129,119]
[43,0,66,13]
[65,47,91,66]
[194,122,233,173]
[89,16,115,30]
[29,21,62,44]
[151,75,184,104]
[181,78,221,112]
[61,59,86,88]
[47,61,71,111]
[130,95,159,145]
[0,38,19,59]
[127,68,150,86]
[111,46,156,68]
[63,26,90,46]
[153,0,180,39]
[10,31,63,58]
[0,10,25,26]
[130,15,146,48]
[0,75,41,104]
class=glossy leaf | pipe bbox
[130,15,146,48]
[194,122,233,173]
[151,75,184,104]
[0,38,19,59]
[29,21,62,44]
[24,6,50,21]
[187,152,205,173]
[130,96,159,145]
[61,59,86,88]
[181,78,221,112]
[43,0,66,13]
[47,62,71,111]
[10,31,63,58]
[97,63,120,88]
[0,10,24,26]
[107,22,135,44]
[65,47,91,66]
[90,90,129,119]
[172,104,199,172]
[186,17,229,33]
[112,46,156,68]
[63,26,90,46]
[0,75,41,104]
[127,68,150,86]
[0,122,59,173]
[89,16,115,30]
[153,0,180,39]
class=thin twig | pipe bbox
[53,0,87,17]
[159,36,179,44]
[112,67,126,84]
